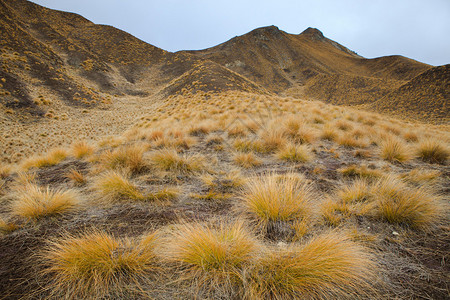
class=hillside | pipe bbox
[183,26,432,104]
[369,64,450,123]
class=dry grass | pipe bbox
[42,230,159,298]
[320,125,339,141]
[71,141,95,159]
[93,171,144,201]
[21,148,68,170]
[338,164,382,179]
[380,136,411,162]
[0,163,12,179]
[337,178,373,203]
[233,152,262,168]
[166,221,258,296]
[248,232,375,299]
[371,175,444,229]
[11,184,80,220]
[0,217,17,234]
[238,173,314,233]
[401,168,441,185]
[149,148,207,174]
[276,143,313,162]
[416,139,449,164]
[259,128,287,152]
[65,169,86,186]
[99,144,149,174]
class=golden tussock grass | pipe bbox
[65,169,87,186]
[149,148,207,174]
[320,125,339,141]
[416,139,449,164]
[337,178,373,204]
[238,173,314,230]
[371,175,444,229]
[11,184,80,219]
[233,152,262,168]
[380,136,411,162]
[166,221,258,295]
[337,133,368,148]
[21,147,68,170]
[0,163,12,179]
[71,141,95,159]
[93,171,145,201]
[403,131,419,142]
[401,168,441,185]
[282,118,316,144]
[99,143,149,174]
[335,119,353,131]
[42,230,159,298]
[276,143,314,163]
[0,217,17,234]
[248,232,376,299]
[338,164,382,179]
[259,128,287,153]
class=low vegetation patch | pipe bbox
[167,221,258,296]
[248,232,375,299]
[11,184,80,220]
[42,230,159,298]
[416,139,449,164]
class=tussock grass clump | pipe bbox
[338,133,368,148]
[0,163,12,179]
[149,148,207,174]
[380,136,411,162]
[65,169,86,186]
[234,152,262,168]
[371,175,444,229]
[248,232,375,299]
[238,173,314,235]
[282,118,316,144]
[276,143,313,162]
[0,217,17,234]
[259,129,287,152]
[93,171,144,201]
[401,168,441,185]
[21,148,68,170]
[167,221,258,295]
[42,231,159,298]
[416,139,449,164]
[320,126,339,141]
[337,178,373,203]
[71,141,95,159]
[338,164,382,179]
[100,144,149,174]
[11,184,80,219]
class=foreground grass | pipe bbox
[42,231,158,298]
[248,232,376,299]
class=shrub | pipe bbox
[248,232,375,299]
[11,184,80,219]
[167,221,258,296]
[416,139,449,164]
[42,231,158,298]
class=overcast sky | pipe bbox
[30,0,449,66]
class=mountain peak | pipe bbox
[301,27,325,40]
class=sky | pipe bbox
[30,0,450,66]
